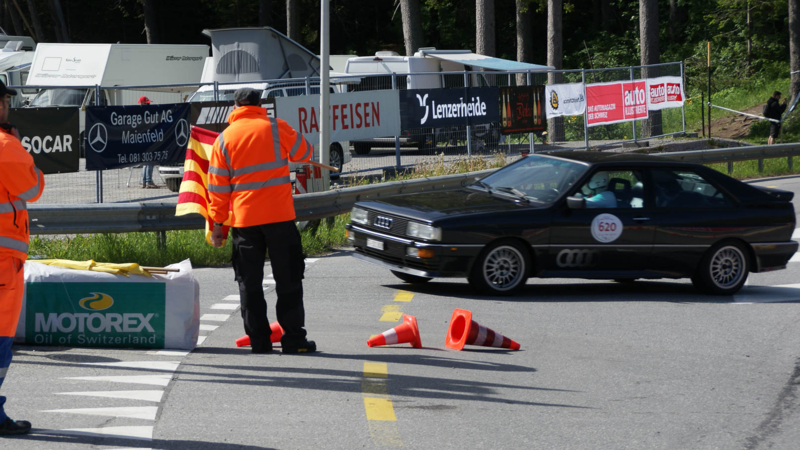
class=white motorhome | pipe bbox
[0,50,34,107]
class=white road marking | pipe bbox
[200,324,219,331]
[200,314,230,322]
[43,406,158,421]
[49,426,154,440]
[733,283,800,304]
[64,375,172,387]
[223,294,240,301]
[150,350,190,357]
[211,303,239,310]
[791,253,800,263]
[306,258,320,263]
[78,361,180,372]
[262,278,276,285]
[793,228,800,240]
[197,336,207,346]
[56,390,164,403]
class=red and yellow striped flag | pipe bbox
[175,126,233,246]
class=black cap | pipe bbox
[0,80,17,97]
[233,88,260,106]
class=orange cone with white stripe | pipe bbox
[445,309,520,351]
[367,314,422,348]
[235,321,285,347]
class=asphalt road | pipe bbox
[3,176,800,449]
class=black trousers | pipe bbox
[231,220,307,348]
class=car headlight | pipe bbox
[351,207,369,225]
[406,222,442,241]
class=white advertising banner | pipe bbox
[275,90,401,143]
[646,76,685,111]
[545,83,586,118]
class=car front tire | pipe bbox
[354,143,371,155]
[692,241,750,295]
[469,240,530,295]
[166,178,181,192]
[391,270,432,284]
[329,143,343,180]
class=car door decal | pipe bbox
[591,213,623,243]
[556,249,598,268]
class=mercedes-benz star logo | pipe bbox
[175,119,190,147]
[88,122,108,153]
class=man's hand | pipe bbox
[210,224,225,247]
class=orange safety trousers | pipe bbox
[0,256,23,421]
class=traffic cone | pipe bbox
[367,314,422,348]
[445,309,520,351]
[235,321,285,347]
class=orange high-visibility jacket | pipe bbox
[208,106,312,228]
[0,128,44,261]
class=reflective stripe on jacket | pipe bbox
[208,106,312,227]
[0,128,44,261]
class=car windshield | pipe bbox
[472,154,589,204]
[30,88,85,107]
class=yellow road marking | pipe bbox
[379,311,403,322]
[393,290,414,302]
[364,398,397,421]
[364,362,388,378]
[362,362,403,447]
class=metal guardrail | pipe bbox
[29,170,496,235]
[28,143,800,236]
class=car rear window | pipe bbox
[652,169,734,208]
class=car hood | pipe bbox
[357,188,543,222]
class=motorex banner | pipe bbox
[545,83,586,118]
[84,103,191,171]
[16,259,199,350]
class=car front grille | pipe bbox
[366,211,409,237]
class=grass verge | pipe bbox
[28,151,798,267]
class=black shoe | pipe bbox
[0,418,31,435]
[282,340,316,354]
[251,343,273,354]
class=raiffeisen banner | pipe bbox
[586,80,648,127]
[275,91,401,143]
[17,259,199,350]
[399,87,500,129]
[646,76,684,111]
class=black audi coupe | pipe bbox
[345,152,798,296]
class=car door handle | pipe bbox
[633,217,651,221]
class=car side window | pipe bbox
[576,170,645,209]
[652,169,733,208]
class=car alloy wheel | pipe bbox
[329,144,343,179]
[472,241,529,295]
[709,245,746,289]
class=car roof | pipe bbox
[546,151,687,165]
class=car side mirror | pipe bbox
[566,196,586,209]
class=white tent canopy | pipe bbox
[417,49,553,72]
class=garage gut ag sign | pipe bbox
[25,282,166,348]
[85,103,191,171]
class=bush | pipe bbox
[749,120,770,138]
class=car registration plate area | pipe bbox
[366,238,384,251]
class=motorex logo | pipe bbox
[26,282,166,348]
[79,292,114,311]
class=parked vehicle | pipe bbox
[346,152,797,296]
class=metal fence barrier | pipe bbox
[28,143,800,237]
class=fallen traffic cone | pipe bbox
[235,321,285,347]
[367,314,422,348]
[445,309,520,351]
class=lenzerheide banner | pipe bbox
[500,86,546,134]
[399,87,499,130]
[545,83,586,118]
[14,107,80,174]
[85,103,191,171]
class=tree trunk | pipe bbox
[476,0,495,56]
[516,0,532,85]
[10,0,36,39]
[25,0,44,41]
[400,0,424,56]
[790,0,800,103]
[259,0,272,27]
[547,0,564,142]
[286,0,300,42]
[140,0,159,44]
[640,0,661,137]
[5,0,21,35]
[49,0,69,42]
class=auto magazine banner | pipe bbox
[545,83,586,118]
[500,85,546,134]
[399,87,500,130]
[586,80,648,127]
[14,107,80,174]
[190,98,276,133]
[84,103,191,171]
[274,90,401,143]
[646,76,684,111]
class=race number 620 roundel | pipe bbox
[590,213,623,243]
